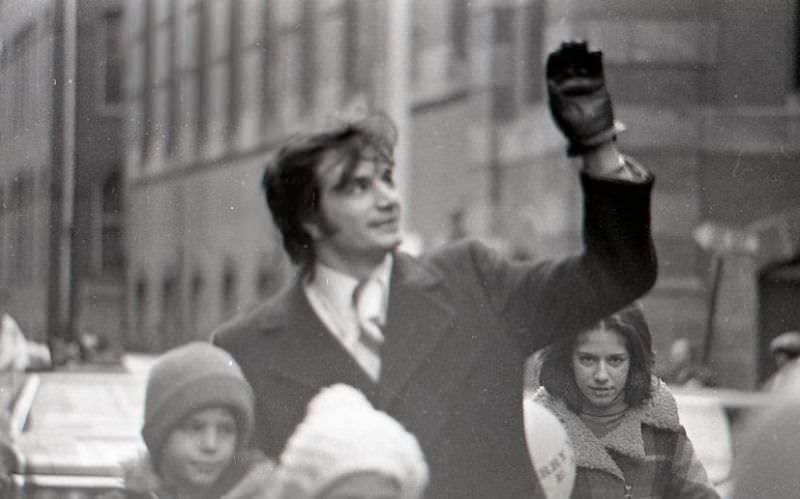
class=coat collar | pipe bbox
[253,251,456,408]
[378,251,455,407]
[531,377,681,480]
[119,453,166,497]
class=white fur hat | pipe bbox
[271,384,429,499]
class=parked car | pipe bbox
[2,358,153,498]
[671,385,779,499]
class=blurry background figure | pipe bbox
[730,401,800,499]
[523,398,576,499]
[762,331,800,393]
[0,313,50,371]
[270,384,428,499]
[661,337,715,388]
[0,313,28,372]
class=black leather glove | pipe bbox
[547,41,620,156]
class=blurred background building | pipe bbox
[0,0,125,360]
[1,0,800,387]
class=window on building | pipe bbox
[190,272,205,339]
[101,8,123,106]
[227,0,243,141]
[343,0,360,99]
[161,274,180,347]
[135,276,149,347]
[9,172,33,284]
[491,6,516,122]
[317,0,346,109]
[100,171,124,275]
[523,1,544,104]
[255,266,278,300]
[142,0,155,160]
[795,1,800,90]
[449,0,469,78]
[22,173,33,284]
[166,1,180,156]
[0,183,6,284]
[300,1,317,114]
[222,264,238,320]
[12,24,34,134]
[259,0,276,134]
[8,176,20,284]
[196,0,211,147]
[0,44,8,143]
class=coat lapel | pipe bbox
[257,282,377,392]
[377,252,457,407]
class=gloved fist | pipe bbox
[546,41,621,156]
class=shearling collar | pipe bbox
[531,377,681,481]
[118,453,165,497]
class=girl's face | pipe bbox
[319,471,402,499]
[159,406,238,496]
[572,327,630,415]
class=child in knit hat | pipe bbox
[105,342,275,499]
[268,384,428,499]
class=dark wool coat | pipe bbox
[212,172,657,499]
[533,380,720,499]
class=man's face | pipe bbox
[308,148,402,271]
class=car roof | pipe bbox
[7,363,150,478]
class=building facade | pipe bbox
[122,0,800,387]
[122,0,396,350]
[406,0,800,388]
[0,0,126,352]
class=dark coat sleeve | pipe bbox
[464,167,657,353]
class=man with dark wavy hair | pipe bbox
[213,41,657,498]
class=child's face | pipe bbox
[160,406,238,495]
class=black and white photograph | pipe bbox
[0,1,799,498]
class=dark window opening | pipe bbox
[222,265,238,320]
[795,1,800,90]
[227,0,243,141]
[161,274,180,347]
[101,171,124,275]
[102,9,123,105]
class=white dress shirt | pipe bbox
[304,255,392,380]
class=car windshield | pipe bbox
[25,372,146,434]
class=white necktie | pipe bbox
[353,278,385,379]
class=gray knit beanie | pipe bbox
[141,342,255,467]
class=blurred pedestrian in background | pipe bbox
[532,303,719,498]
[268,383,428,499]
[102,342,275,499]
[213,40,657,498]
[763,330,800,393]
[0,312,50,372]
[661,337,715,388]
[730,401,800,499]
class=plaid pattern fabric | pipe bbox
[570,426,718,498]
[532,380,720,499]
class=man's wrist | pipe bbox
[580,142,621,174]
[581,144,649,182]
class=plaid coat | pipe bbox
[532,379,719,499]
